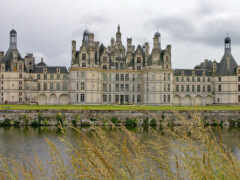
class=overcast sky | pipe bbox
[0,0,240,69]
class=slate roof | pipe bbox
[216,50,238,76]
[33,66,68,73]
[174,69,212,76]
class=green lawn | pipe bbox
[0,104,240,111]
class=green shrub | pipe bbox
[56,113,64,127]
[72,119,77,127]
[81,121,91,127]
[1,119,11,127]
[38,113,44,125]
[111,117,119,125]
[150,118,157,127]
[143,118,149,127]
[125,118,137,128]
[31,120,40,127]
[14,121,20,127]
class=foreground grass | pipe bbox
[0,113,240,180]
[1,104,240,111]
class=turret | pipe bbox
[144,42,149,56]
[9,29,17,50]
[225,36,231,53]
[127,38,133,52]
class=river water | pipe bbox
[0,127,239,179]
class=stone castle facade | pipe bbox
[0,26,239,105]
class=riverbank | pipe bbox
[0,109,240,128]
[2,104,240,111]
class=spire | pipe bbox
[116,25,122,44]
[9,29,17,50]
[117,24,120,33]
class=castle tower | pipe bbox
[9,29,17,50]
[116,25,122,45]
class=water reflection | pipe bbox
[0,127,239,178]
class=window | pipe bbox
[115,84,119,92]
[63,74,68,80]
[207,77,210,82]
[181,85,184,92]
[197,77,200,82]
[137,57,141,63]
[82,63,86,67]
[120,84,124,91]
[168,95,170,103]
[168,74,171,81]
[82,54,86,60]
[116,74,119,81]
[80,94,85,102]
[103,56,107,63]
[50,74,54,80]
[137,84,141,92]
[44,74,47,80]
[103,83,107,92]
[19,98,22,103]
[125,84,129,91]
[218,85,222,92]
[207,85,211,92]
[238,77,240,82]
[125,95,129,103]
[120,74,124,81]
[50,82,54,90]
[238,95,240,103]
[81,72,85,79]
[109,84,111,92]
[218,77,222,82]
[181,76,184,82]
[103,95,107,102]
[192,77,195,82]
[120,63,124,69]
[197,85,201,92]
[187,77,190,82]
[125,74,129,81]
[81,82,85,90]
[137,95,141,103]
[132,95,135,103]
[137,66,141,70]
[115,63,119,70]
[168,84,170,92]
[37,74,41,80]
[37,83,41,90]
[19,73,22,79]
[103,65,107,70]
[57,74,60,80]
[192,85,195,92]
[163,95,166,103]
[203,86,205,92]
[44,82,47,90]
[56,82,60,90]
[186,85,190,92]
[203,77,205,82]
[115,95,119,103]
[63,82,68,90]
[109,95,112,102]
[176,77,179,82]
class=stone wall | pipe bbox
[0,110,239,127]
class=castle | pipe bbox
[0,26,239,105]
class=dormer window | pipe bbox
[103,56,107,63]
[82,54,86,60]
[137,57,141,63]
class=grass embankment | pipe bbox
[1,104,240,111]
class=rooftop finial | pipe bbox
[117,24,120,33]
